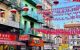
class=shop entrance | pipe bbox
[0,45,16,50]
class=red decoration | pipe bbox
[19,35,29,41]
[0,11,4,14]
[10,9,17,13]
[73,0,80,2]
[36,4,42,9]
[22,7,29,11]
[32,28,80,35]
[0,33,16,41]
[53,0,59,5]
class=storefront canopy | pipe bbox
[0,40,25,46]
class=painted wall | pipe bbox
[0,3,20,23]
[20,0,43,35]
[21,0,44,22]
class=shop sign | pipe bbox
[0,33,16,41]
[29,39,44,46]
[44,44,52,49]
[19,35,29,41]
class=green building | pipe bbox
[20,0,44,50]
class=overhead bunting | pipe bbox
[32,28,80,35]
[52,2,80,21]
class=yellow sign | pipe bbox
[58,44,69,50]
[61,44,68,48]
[58,46,62,50]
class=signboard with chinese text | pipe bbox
[0,33,16,41]
[19,35,29,41]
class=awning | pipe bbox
[0,40,25,46]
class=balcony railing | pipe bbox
[0,17,19,28]
[22,11,38,20]
[32,0,42,4]
[25,0,36,7]
[2,0,12,6]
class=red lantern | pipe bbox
[10,9,17,13]
[0,11,4,14]
[22,7,29,11]
[53,0,59,5]
[36,4,42,9]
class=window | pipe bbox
[0,9,5,18]
[12,13,16,21]
[30,22,34,34]
[31,8,33,11]
[24,21,27,30]
[72,35,75,38]
[35,40,39,44]
[30,22,34,28]
[25,4,28,6]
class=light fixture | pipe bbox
[36,4,42,9]
[53,0,59,5]
[10,9,17,13]
[22,7,29,11]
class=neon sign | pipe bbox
[0,33,16,41]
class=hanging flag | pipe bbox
[32,28,80,35]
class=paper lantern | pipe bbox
[53,0,59,5]
[10,9,17,13]
[0,11,4,14]
[22,7,29,11]
[36,4,42,9]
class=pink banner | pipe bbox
[32,28,80,35]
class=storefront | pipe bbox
[19,34,30,50]
[0,33,25,50]
[28,34,44,50]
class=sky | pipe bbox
[52,0,80,29]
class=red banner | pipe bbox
[0,33,16,41]
[32,28,80,35]
[19,35,29,41]
[73,0,80,2]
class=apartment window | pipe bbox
[24,21,27,30]
[77,41,79,44]
[30,22,34,28]
[31,8,33,11]
[25,4,28,6]
[12,13,16,21]
[72,35,74,38]
[30,22,34,34]
[0,9,5,17]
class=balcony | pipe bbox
[37,14,44,24]
[22,11,44,24]
[32,0,42,4]
[2,0,12,6]
[22,11,38,20]
[0,17,19,28]
[1,0,21,11]
[25,0,36,7]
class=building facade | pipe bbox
[64,22,80,50]
[0,0,25,50]
[20,0,44,50]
